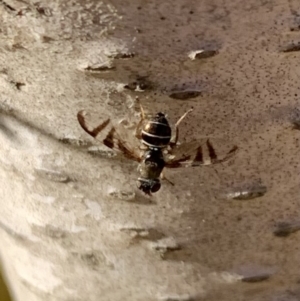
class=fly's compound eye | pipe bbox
[151,180,161,193]
[137,179,152,195]
[137,179,161,195]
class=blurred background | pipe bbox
[2,0,300,300]
[0,268,11,301]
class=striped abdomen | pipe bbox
[142,113,171,148]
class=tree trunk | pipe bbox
[0,0,299,300]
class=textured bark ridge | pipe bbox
[0,0,300,300]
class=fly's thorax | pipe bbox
[138,148,165,179]
[141,113,172,148]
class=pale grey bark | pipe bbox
[0,0,300,300]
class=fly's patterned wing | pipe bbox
[165,138,238,168]
[77,110,142,162]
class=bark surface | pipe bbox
[0,0,300,300]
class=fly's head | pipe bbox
[137,178,161,195]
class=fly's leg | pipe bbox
[170,108,193,148]
[160,170,174,186]
[135,97,145,140]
